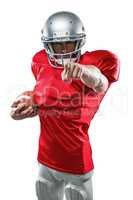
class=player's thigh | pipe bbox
[36,163,65,200]
[65,171,94,200]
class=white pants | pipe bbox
[36,162,94,200]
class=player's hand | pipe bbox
[10,101,39,120]
[10,91,39,120]
[61,63,83,83]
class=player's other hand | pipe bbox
[61,63,82,83]
[10,91,39,120]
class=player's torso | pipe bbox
[33,50,103,120]
[33,50,105,172]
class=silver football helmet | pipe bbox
[41,11,86,68]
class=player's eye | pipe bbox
[52,43,62,48]
[66,42,76,49]
[51,43,63,52]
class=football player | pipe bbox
[10,11,120,200]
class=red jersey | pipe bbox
[31,49,120,174]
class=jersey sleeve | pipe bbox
[96,50,120,84]
[31,61,41,81]
[31,51,44,80]
[75,50,120,96]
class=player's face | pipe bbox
[51,41,76,54]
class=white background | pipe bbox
[0,0,131,199]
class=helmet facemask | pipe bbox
[42,37,86,68]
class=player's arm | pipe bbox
[80,65,109,93]
[61,63,109,94]
[10,90,39,120]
